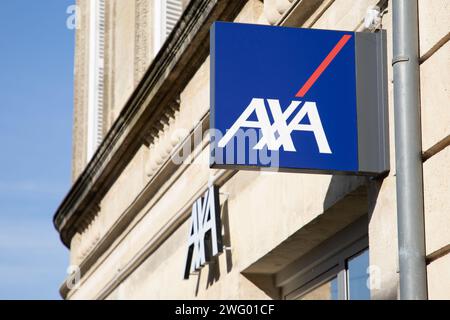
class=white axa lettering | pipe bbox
[218,98,332,154]
[184,186,222,279]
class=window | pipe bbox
[297,277,338,300]
[277,217,371,300]
[87,0,105,161]
[153,0,183,57]
[290,247,370,300]
[347,249,371,300]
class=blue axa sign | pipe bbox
[210,22,389,175]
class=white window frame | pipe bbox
[153,0,183,57]
[87,0,105,161]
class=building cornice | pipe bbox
[53,0,246,248]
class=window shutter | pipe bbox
[96,0,105,147]
[165,0,183,37]
[153,0,183,57]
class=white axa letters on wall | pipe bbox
[218,98,332,154]
[184,185,223,279]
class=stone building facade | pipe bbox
[54,0,450,299]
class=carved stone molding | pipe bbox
[276,0,295,15]
[143,99,183,178]
[72,204,102,265]
[76,204,101,231]
[264,0,296,24]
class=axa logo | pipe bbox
[184,186,222,279]
[218,98,332,154]
[217,34,352,155]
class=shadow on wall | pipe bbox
[194,197,233,296]
[323,175,367,211]
[240,173,388,299]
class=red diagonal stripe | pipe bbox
[295,34,352,98]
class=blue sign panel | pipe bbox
[210,22,389,175]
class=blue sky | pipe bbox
[0,0,75,299]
